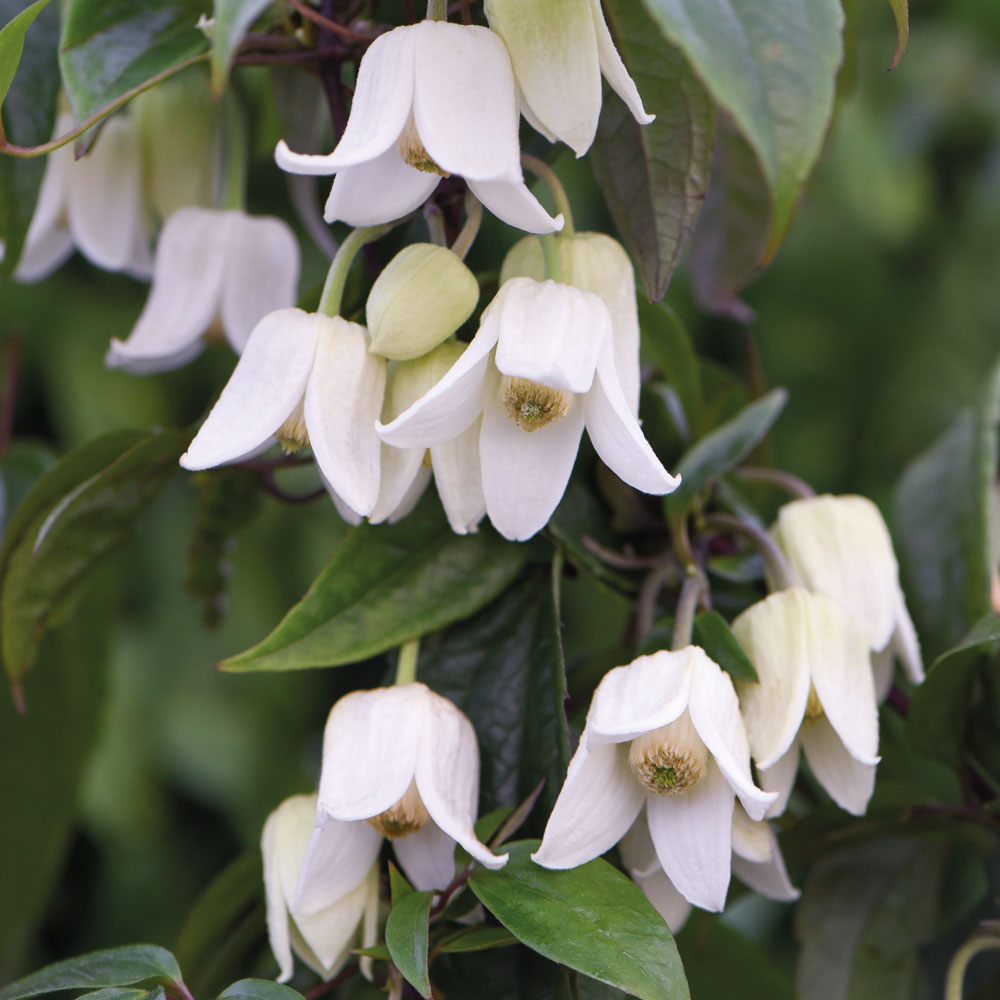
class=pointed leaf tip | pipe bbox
[886,0,909,71]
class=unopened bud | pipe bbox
[367,244,479,361]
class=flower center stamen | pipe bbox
[628,714,707,796]
[501,376,572,432]
[366,781,429,839]
[805,683,824,720]
[277,400,309,453]
[399,116,449,176]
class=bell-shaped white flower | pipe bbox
[732,588,880,816]
[105,207,300,374]
[315,683,507,891]
[532,647,776,912]
[378,277,679,541]
[16,111,151,283]
[484,0,653,157]
[179,307,385,518]
[262,794,379,983]
[773,494,924,685]
[274,21,562,235]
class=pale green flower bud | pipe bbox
[367,243,479,361]
[383,339,467,421]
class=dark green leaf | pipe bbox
[217,981,304,1000]
[0,0,59,274]
[388,862,414,904]
[666,387,787,515]
[640,0,843,257]
[77,989,150,1000]
[174,851,265,999]
[468,841,689,1000]
[638,300,702,440]
[692,610,758,681]
[385,889,433,999]
[592,0,714,301]
[418,567,570,826]
[221,498,527,672]
[210,0,272,92]
[0,441,55,531]
[0,945,185,1000]
[795,837,945,1000]
[0,0,51,106]
[893,359,1000,659]
[59,0,210,126]
[0,427,187,686]
[437,927,518,955]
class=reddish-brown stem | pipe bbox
[304,965,358,1000]
[285,0,377,42]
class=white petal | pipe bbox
[180,307,319,469]
[261,797,307,982]
[414,688,507,870]
[14,224,74,284]
[321,470,364,526]
[108,207,230,374]
[412,22,521,182]
[588,0,654,125]
[484,0,601,158]
[393,819,458,891]
[294,816,383,916]
[633,867,692,933]
[688,652,777,821]
[220,213,301,353]
[731,590,813,769]
[466,178,564,234]
[370,443,426,524]
[430,419,486,534]
[324,150,439,226]
[646,760,734,912]
[584,337,680,495]
[296,862,378,973]
[731,826,799,902]
[378,321,498,449]
[800,716,876,816]
[68,114,150,273]
[304,318,386,517]
[274,139,340,176]
[492,278,606,393]
[760,743,799,820]
[871,645,895,704]
[730,806,771,864]
[479,386,584,541]
[386,464,432,523]
[532,737,645,869]
[892,591,925,684]
[617,812,659,878]
[318,685,426,821]
[518,91,559,145]
[586,650,695,744]
[16,134,72,282]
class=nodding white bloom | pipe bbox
[262,794,379,983]
[16,111,151,283]
[274,21,562,235]
[500,231,642,413]
[179,307,385,518]
[106,207,300,374]
[773,495,924,689]
[484,0,653,157]
[378,276,679,541]
[732,588,880,816]
[618,805,798,931]
[314,684,507,892]
[533,648,776,912]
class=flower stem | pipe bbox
[318,224,392,316]
[736,465,816,500]
[945,932,1000,1000]
[424,202,447,246]
[395,639,420,685]
[450,192,483,260]
[671,567,707,651]
[541,235,563,283]
[521,153,575,236]
[426,0,447,20]
[702,512,795,591]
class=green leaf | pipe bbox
[640,0,844,257]
[385,888,434,999]
[0,0,59,275]
[795,837,945,1000]
[0,441,55,531]
[221,497,527,672]
[468,841,689,1000]
[0,945,185,1000]
[638,300,702,440]
[59,0,210,126]
[437,927,519,955]
[886,0,908,71]
[78,990,151,1000]
[592,0,714,302]
[174,850,265,999]
[217,981,304,1000]
[0,427,187,688]
[388,862,414,904]
[893,359,1000,659]
[210,0,272,93]
[692,610,758,681]
[666,387,787,516]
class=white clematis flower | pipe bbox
[773,494,924,687]
[314,684,507,892]
[262,794,379,983]
[16,111,151,283]
[533,647,776,912]
[179,307,385,518]
[485,0,653,157]
[274,21,562,234]
[732,588,880,816]
[378,276,679,541]
[106,207,300,374]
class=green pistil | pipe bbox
[652,766,679,790]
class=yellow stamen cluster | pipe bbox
[805,684,824,720]
[628,716,706,796]
[501,376,572,432]
[399,117,449,176]
[277,400,309,453]
[366,781,430,838]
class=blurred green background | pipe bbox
[2,0,1000,988]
